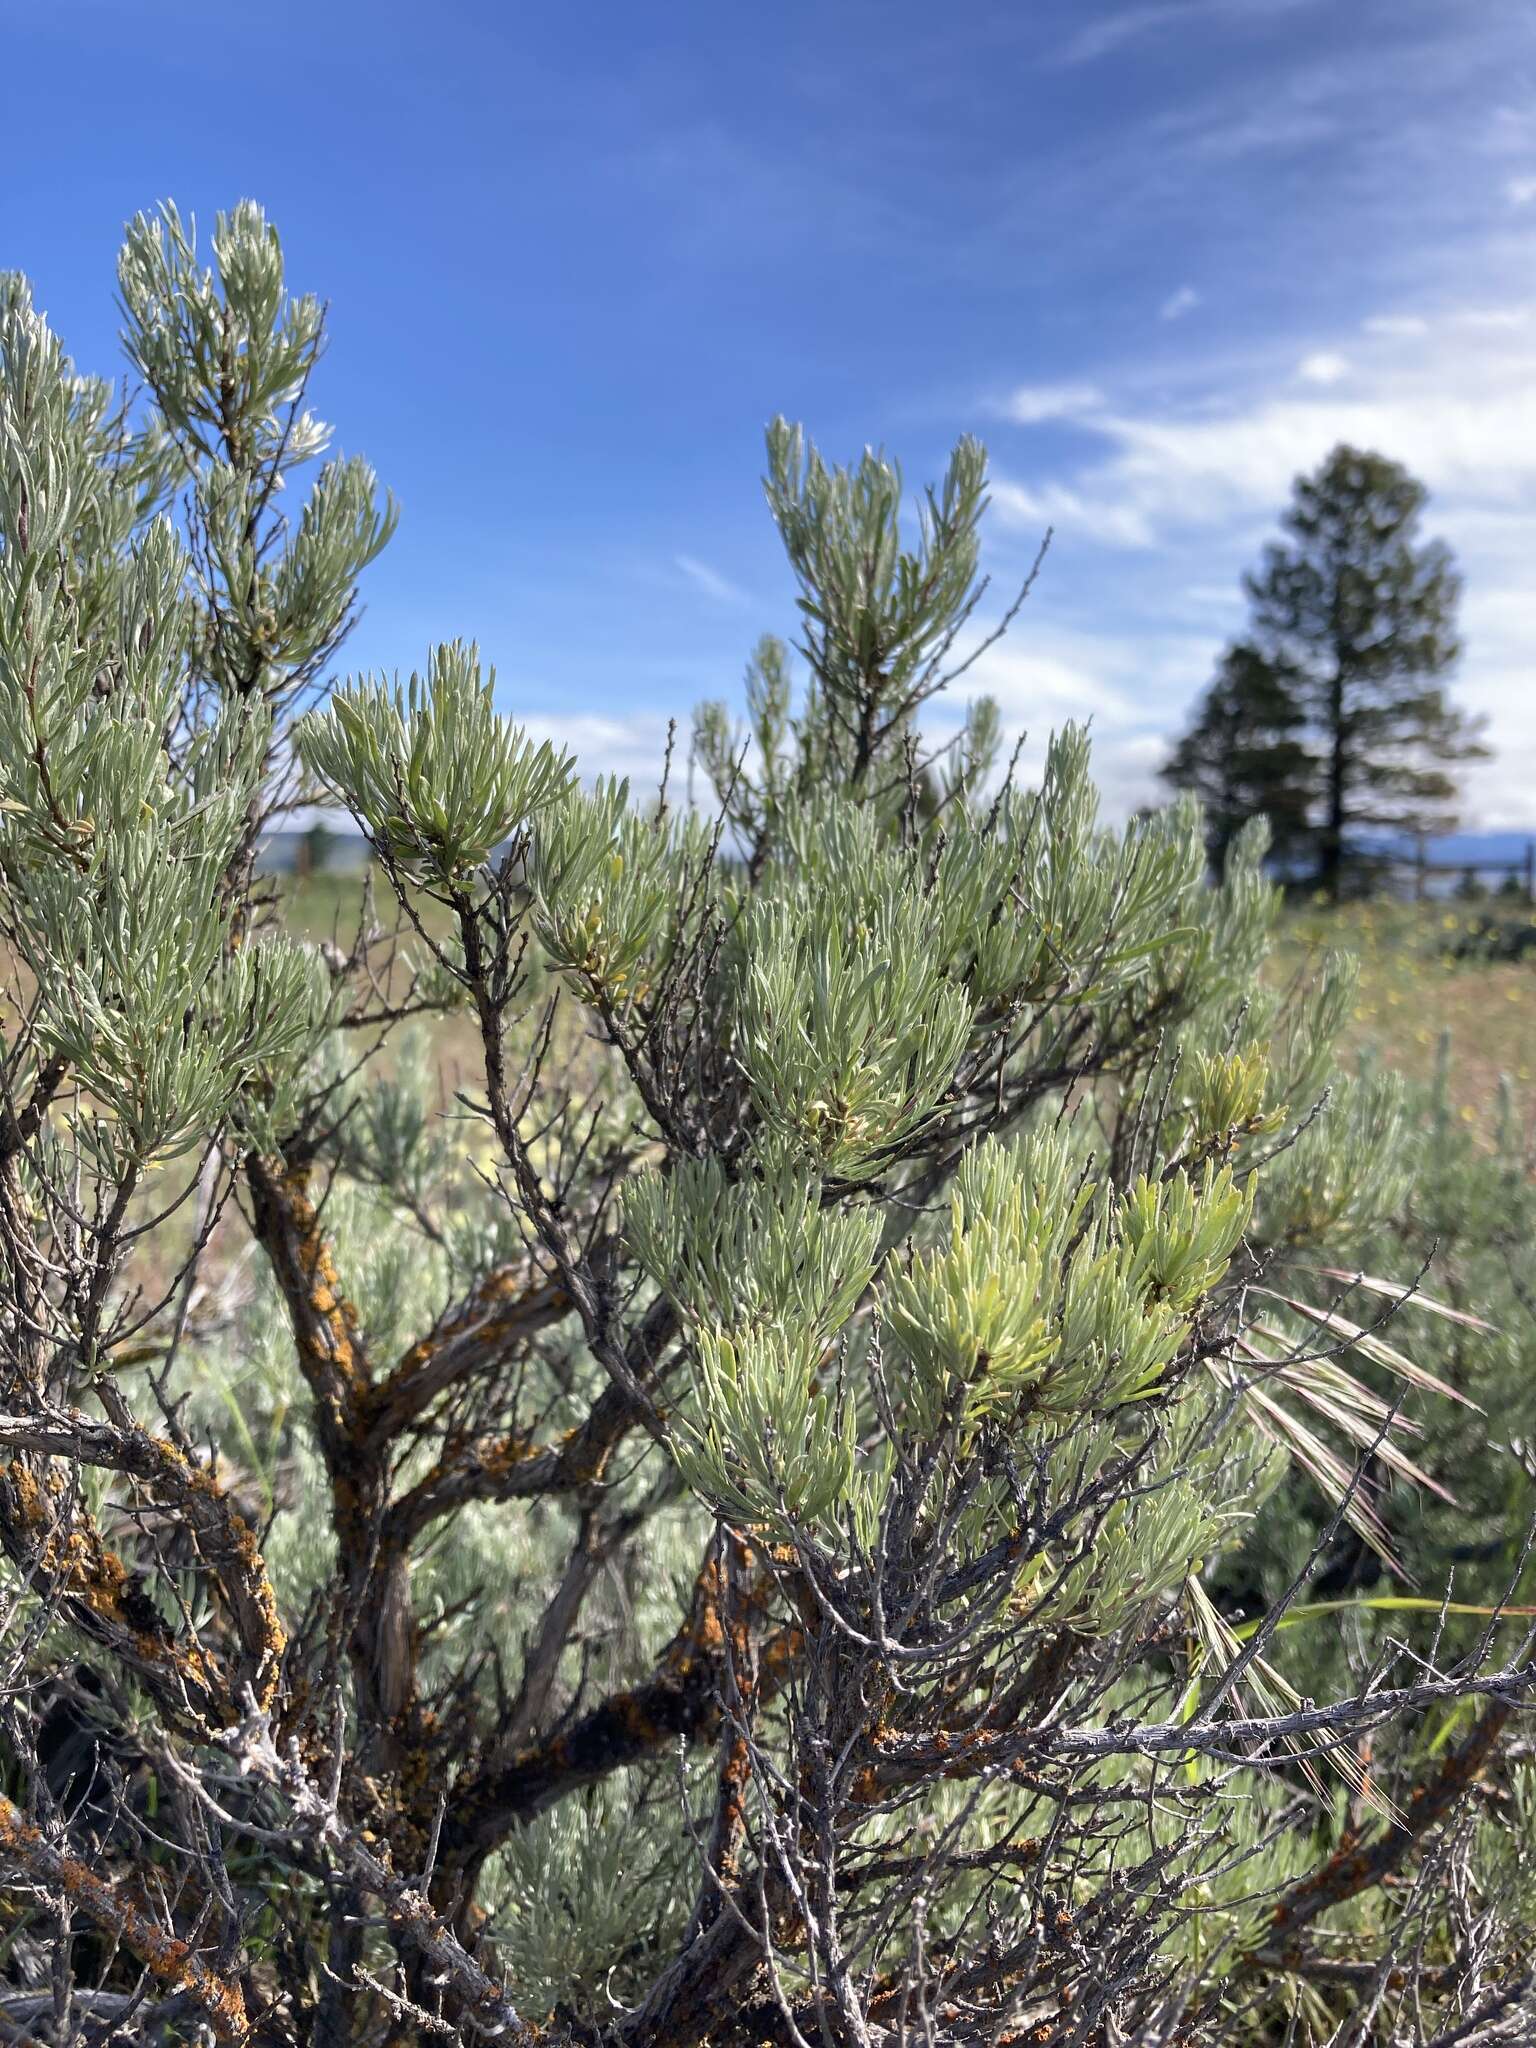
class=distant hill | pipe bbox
[1340,829,1535,899]
[1420,832,1535,865]
[1353,831,1533,863]
[1268,828,1535,895]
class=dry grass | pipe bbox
[1269,898,1536,1128]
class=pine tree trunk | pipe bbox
[1319,663,1346,900]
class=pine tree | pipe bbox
[1247,444,1478,899]
[0,208,1530,2046]
[1161,640,1313,874]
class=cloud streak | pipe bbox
[1001,382,1105,425]
[1050,2,1197,68]
[674,553,748,605]
[1050,0,1323,70]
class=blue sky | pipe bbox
[4,0,1535,822]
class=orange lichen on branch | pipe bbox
[0,1455,233,1730]
[246,1154,384,1627]
[174,1455,286,1711]
[246,1156,370,1439]
[691,1536,764,1914]
[0,1400,286,1722]
[365,1267,569,1448]
[105,1441,286,1714]
[0,1793,249,2041]
[390,1428,548,1537]
[387,1378,650,1539]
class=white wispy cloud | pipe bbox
[1002,382,1104,425]
[1364,313,1429,339]
[1296,350,1351,385]
[1050,0,1321,71]
[1047,331,1536,531]
[1160,285,1201,322]
[1051,2,1195,68]
[925,621,1223,819]
[1506,174,1536,207]
[1454,307,1530,331]
[520,710,678,790]
[1151,103,1339,164]
[992,479,1156,550]
[674,553,748,605]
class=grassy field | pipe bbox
[1270,898,1535,1125]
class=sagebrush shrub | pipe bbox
[0,203,1531,2048]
